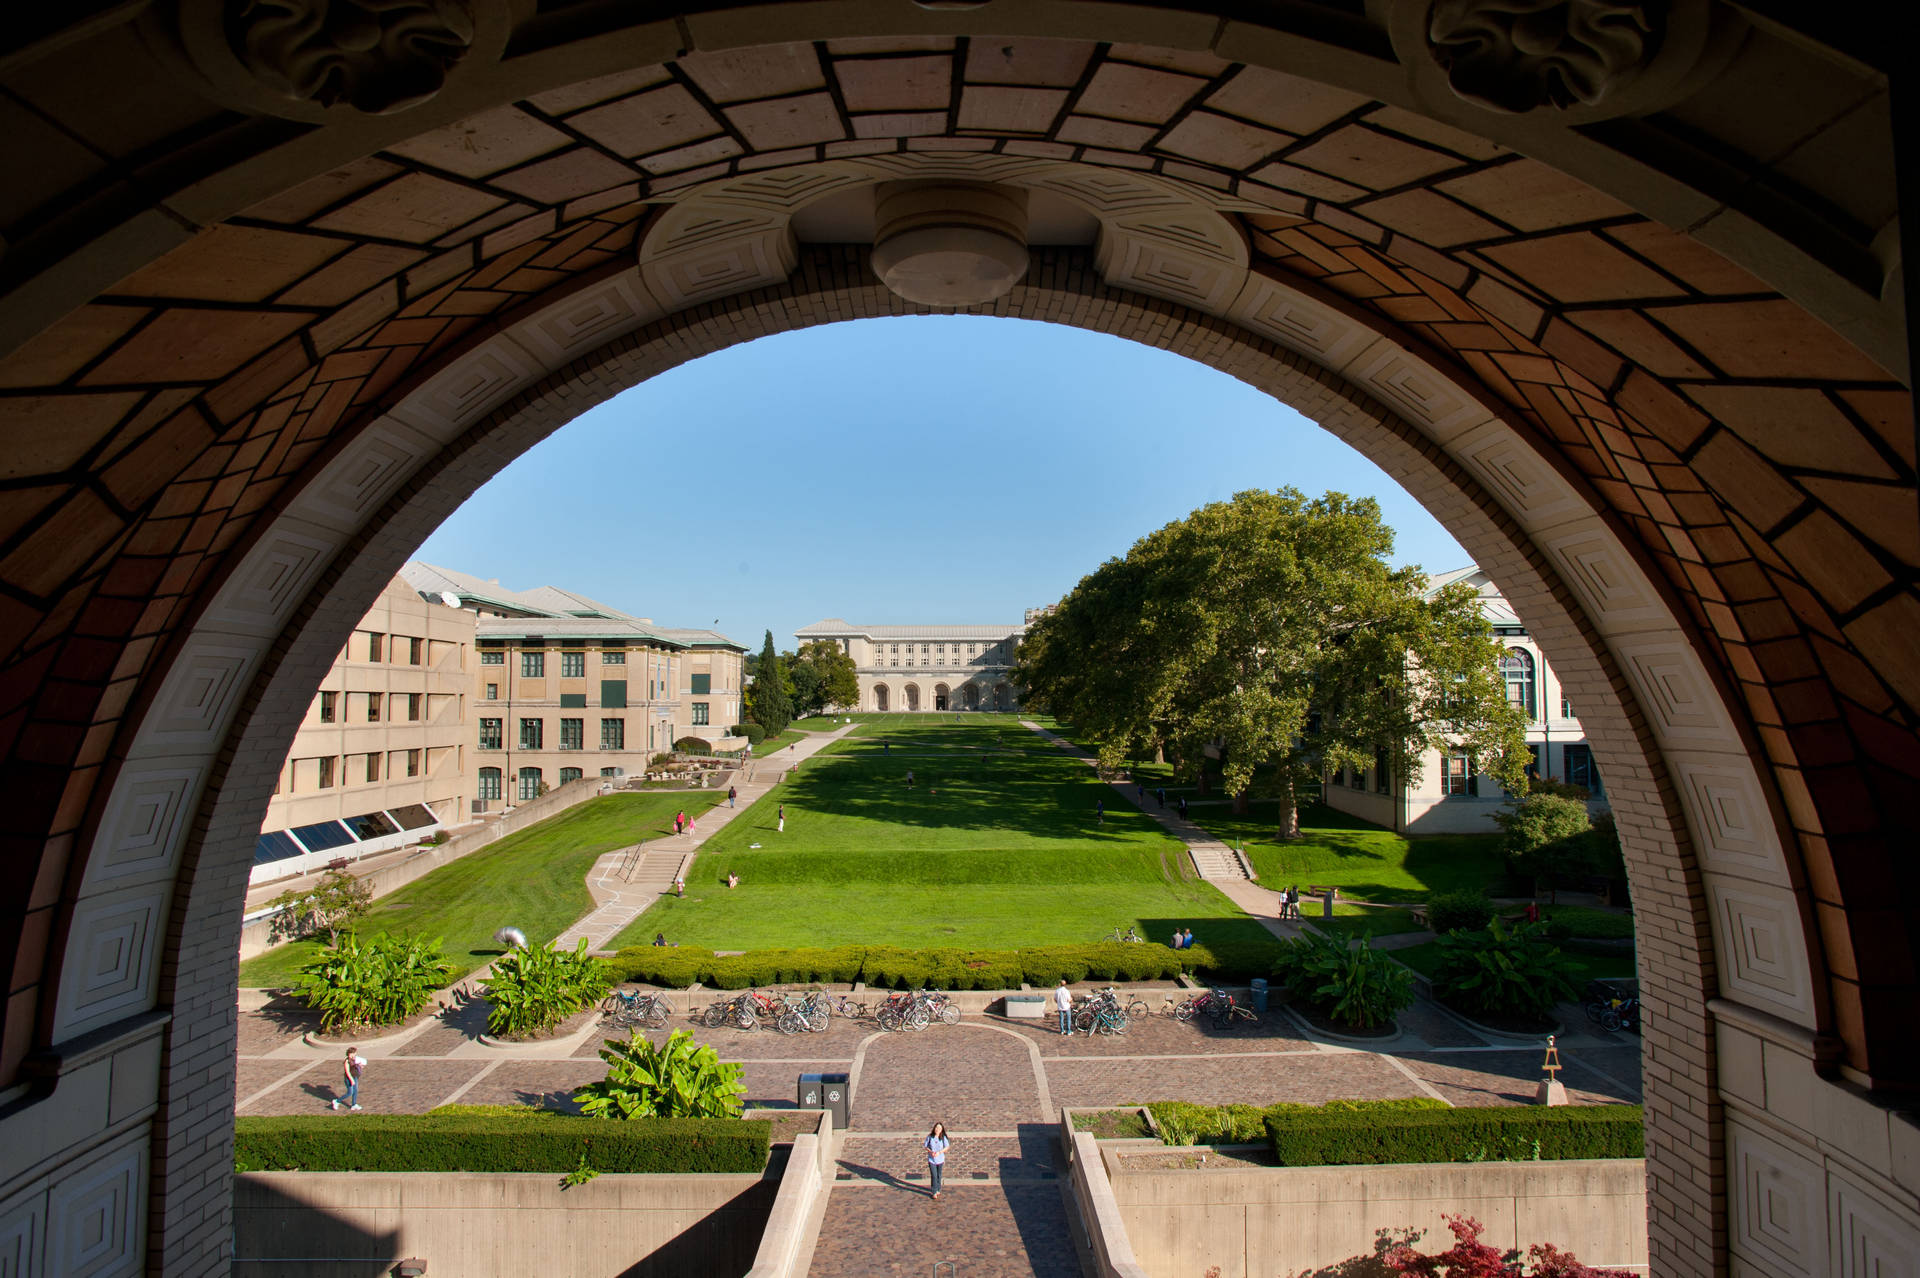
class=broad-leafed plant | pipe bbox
[295,932,449,1032]
[574,1029,746,1120]
[1275,929,1413,1029]
[481,937,611,1039]
[1430,919,1579,1021]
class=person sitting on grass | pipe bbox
[726,872,739,889]
[653,932,667,947]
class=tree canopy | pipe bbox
[1016,488,1527,837]
[789,640,859,716]
[746,630,791,734]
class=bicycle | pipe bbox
[1206,988,1258,1030]
[601,989,672,1029]
[822,993,868,1020]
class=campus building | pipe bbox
[1319,567,1606,834]
[402,564,747,801]
[794,619,1025,712]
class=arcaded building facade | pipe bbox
[1320,566,1608,834]
[0,6,1914,1274]
[795,619,1025,712]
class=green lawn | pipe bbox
[789,716,857,733]
[1193,802,1508,904]
[751,729,809,756]
[1302,903,1428,938]
[1391,939,1636,986]
[239,792,722,987]
[1540,904,1635,938]
[611,716,1270,951]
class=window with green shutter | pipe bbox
[600,680,627,708]
[691,674,711,694]
[560,693,586,708]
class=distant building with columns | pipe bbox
[794,619,1027,712]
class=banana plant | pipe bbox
[574,1030,745,1119]
[481,937,612,1038]
[294,933,450,1032]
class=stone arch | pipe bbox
[994,683,1014,713]
[903,683,922,713]
[871,683,890,713]
[963,684,981,712]
[934,683,951,712]
[0,10,1909,1276]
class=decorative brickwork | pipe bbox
[0,8,1911,1276]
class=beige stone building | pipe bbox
[794,619,1025,712]
[403,565,746,801]
[1318,567,1607,834]
[254,577,475,885]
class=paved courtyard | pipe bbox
[236,985,1640,1274]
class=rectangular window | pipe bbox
[600,680,627,708]
[317,756,336,789]
[601,719,624,749]
[561,651,585,678]
[367,633,384,663]
[319,691,337,723]
[407,693,422,721]
[485,682,498,700]
[478,718,502,750]
[365,753,381,783]
[691,702,709,725]
[366,693,382,722]
[602,649,625,665]
[481,650,505,665]
[1442,754,1477,797]
[522,651,545,677]
[518,768,542,802]
[1375,748,1391,795]
[520,718,543,750]
[691,673,711,694]
[478,768,501,801]
[600,767,618,777]
[406,748,420,778]
[1349,764,1366,791]
[409,636,424,664]
[1565,744,1602,796]
[560,718,584,750]
[1561,693,1575,719]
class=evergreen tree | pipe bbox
[747,630,792,734]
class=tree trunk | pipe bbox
[1278,772,1302,840]
[1232,788,1251,816]
[1153,743,1165,765]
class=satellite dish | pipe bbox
[440,591,463,608]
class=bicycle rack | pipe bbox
[933,1263,958,1278]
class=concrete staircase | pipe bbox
[1186,843,1250,880]
[626,847,691,893]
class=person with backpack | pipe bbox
[330,1047,364,1111]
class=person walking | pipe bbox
[330,1047,364,1111]
[924,1122,951,1200]
[728,785,737,808]
[1054,978,1073,1035]
[1177,795,1188,820]
[1156,787,1165,809]
[1096,798,1104,826]
[777,803,785,833]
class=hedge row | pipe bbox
[1147,1098,1447,1146]
[233,1113,771,1174]
[1264,1104,1644,1166]
[607,940,1287,990]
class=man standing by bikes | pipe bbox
[1054,978,1073,1035]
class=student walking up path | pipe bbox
[553,721,859,951]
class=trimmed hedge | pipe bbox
[233,1113,771,1174]
[1147,1098,1446,1146]
[606,939,1287,990]
[728,723,767,744]
[1265,1104,1644,1166]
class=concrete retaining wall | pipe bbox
[233,1169,776,1278]
[1101,1153,1648,1278]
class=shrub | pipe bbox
[1148,1098,1447,1147]
[575,1030,746,1120]
[233,1112,768,1173]
[605,941,1266,990]
[1527,775,1592,801]
[675,736,712,755]
[1386,1213,1637,1278]
[728,723,767,744]
[1182,940,1287,983]
[1430,920,1580,1021]
[1427,890,1495,934]
[1275,930,1413,1029]
[266,868,372,945]
[1495,794,1591,896]
[482,938,612,1038]
[295,933,450,1032]
[649,752,676,769]
[1266,1104,1644,1166]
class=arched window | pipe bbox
[559,767,583,786]
[477,767,502,801]
[1500,648,1536,720]
[518,767,543,801]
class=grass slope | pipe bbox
[1193,802,1507,903]
[239,792,721,987]
[613,716,1268,951]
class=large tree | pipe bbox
[791,640,859,715]
[1017,489,1527,838]
[746,630,791,734]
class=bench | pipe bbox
[326,857,351,872]
[1409,906,1429,928]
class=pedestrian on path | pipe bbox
[1054,978,1073,1035]
[686,814,698,838]
[330,1047,363,1111]
[777,804,785,833]
[728,785,737,808]
[1177,796,1188,819]
[924,1122,950,1199]
[1156,787,1165,809]
[1096,798,1104,825]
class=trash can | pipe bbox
[797,1072,850,1129]
[1250,978,1269,1012]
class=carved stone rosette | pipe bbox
[1426,0,1657,113]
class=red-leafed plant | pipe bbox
[1385,1215,1633,1278]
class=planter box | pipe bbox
[1004,994,1045,1019]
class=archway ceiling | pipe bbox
[0,33,1914,1065]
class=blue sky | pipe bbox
[413,315,1468,652]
